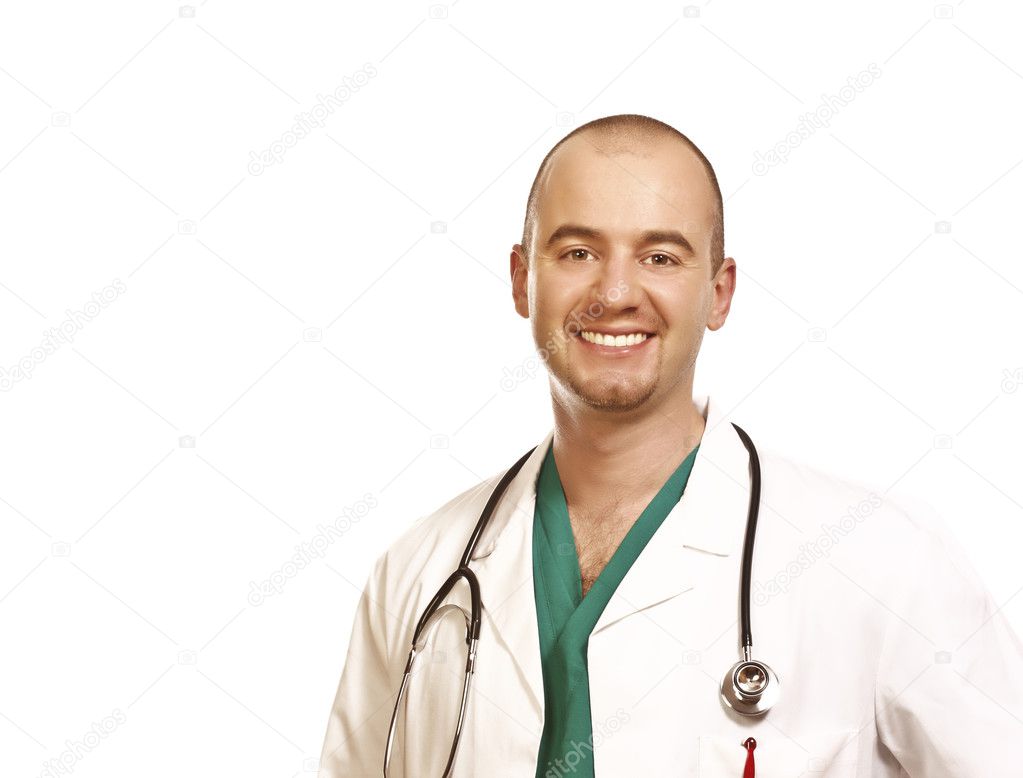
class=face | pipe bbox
[510,133,736,415]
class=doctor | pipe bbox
[318,114,1023,777]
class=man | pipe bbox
[319,114,1023,776]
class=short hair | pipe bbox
[520,114,724,276]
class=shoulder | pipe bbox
[353,465,514,661]
[365,463,511,598]
[755,442,939,536]
[753,441,987,600]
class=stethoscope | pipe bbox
[383,422,779,777]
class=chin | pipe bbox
[572,380,658,413]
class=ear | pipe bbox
[510,244,530,319]
[706,257,736,332]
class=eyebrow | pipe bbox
[543,224,695,255]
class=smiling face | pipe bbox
[511,131,736,416]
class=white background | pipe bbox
[2,1,1022,775]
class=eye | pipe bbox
[564,248,595,261]
[642,253,679,266]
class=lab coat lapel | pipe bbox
[468,431,553,719]
[593,395,751,634]
[464,395,753,712]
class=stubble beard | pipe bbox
[554,349,662,413]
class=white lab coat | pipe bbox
[318,394,1023,777]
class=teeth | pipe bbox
[581,331,649,347]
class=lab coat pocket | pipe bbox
[698,729,859,777]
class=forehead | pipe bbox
[534,133,715,247]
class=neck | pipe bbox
[549,386,707,517]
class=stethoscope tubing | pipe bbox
[731,422,761,654]
[386,422,776,775]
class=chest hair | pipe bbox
[569,497,649,597]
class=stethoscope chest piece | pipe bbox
[720,657,780,716]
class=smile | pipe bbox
[579,330,651,348]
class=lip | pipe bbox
[578,327,655,336]
[574,331,655,356]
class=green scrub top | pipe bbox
[531,441,701,778]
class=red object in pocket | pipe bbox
[742,737,757,778]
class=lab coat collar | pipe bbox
[467,393,753,716]
[593,393,752,633]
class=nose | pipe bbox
[591,248,646,315]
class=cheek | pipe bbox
[531,287,574,344]
[651,281,710,324]
[534,280,576,321]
